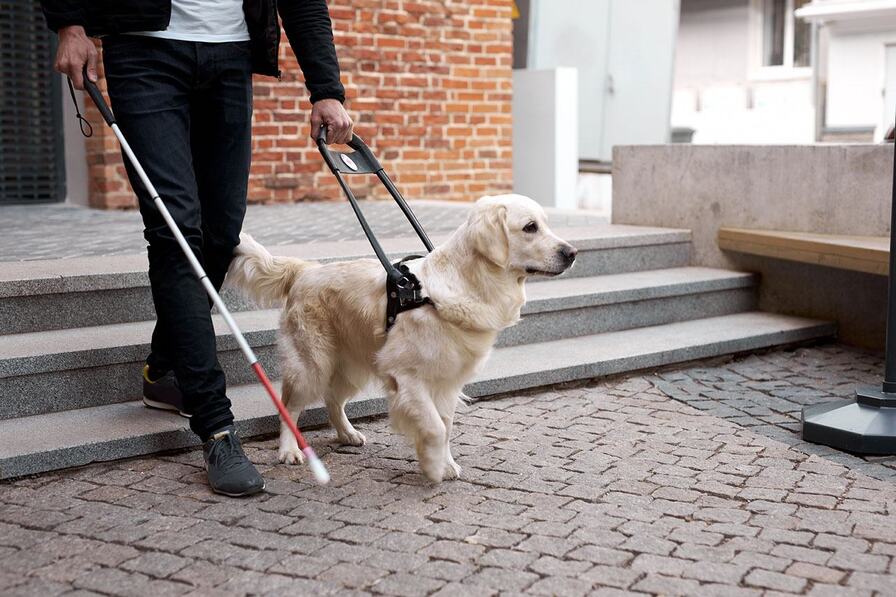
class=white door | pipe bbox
[529,0,612,161]
[601,0,680,160]
[528,0,680,161]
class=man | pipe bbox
[41,0,353,497]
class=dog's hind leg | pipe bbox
[277,358,331,465]
[277,323,336,465]
[442,413,461,480]
[326,373,366,447]
[389,376,447,482]
[277,380,305,465]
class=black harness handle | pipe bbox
[315,125,434,329]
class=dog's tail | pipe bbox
[226,233,316,308]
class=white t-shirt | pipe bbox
[132,0,250,43]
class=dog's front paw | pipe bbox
[278,446,305,465]
[420,460,446,483]
[337,428,367,447]
[444,460,462,480]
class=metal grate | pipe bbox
[0,0,65,205]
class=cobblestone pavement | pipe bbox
[0,202,605,262]
[2,343,896,596]
[652,344,896,482]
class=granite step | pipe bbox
[0,267,755,420]
[0,311,836,480]
[0,225,691,334]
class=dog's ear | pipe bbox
[471,203,510,268]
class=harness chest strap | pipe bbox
[386,255,433,330]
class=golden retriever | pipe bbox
[226,194,577,482]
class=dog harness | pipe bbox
[314,126,435,331]
[386,255,433,330]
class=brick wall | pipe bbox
[82,0,513,209]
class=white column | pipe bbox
[512,67,579,209]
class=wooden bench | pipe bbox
[718,227,890,276]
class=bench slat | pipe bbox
[718,228,889,276]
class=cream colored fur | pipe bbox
[227,194,575,482]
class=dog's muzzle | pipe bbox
[558,244,578,268]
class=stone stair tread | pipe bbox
[0,267,753,377]
[523,267,755,312]
[0,224,690,297]
[0,310,280,378]
[0,311,835,479]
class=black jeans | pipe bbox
[103,35,253,440]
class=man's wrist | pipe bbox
[59,25,88,38]
[309,90,346,105]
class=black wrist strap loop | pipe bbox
[67,78,93,138]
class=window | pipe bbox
[0,0,66,204]
[761,0,811,69]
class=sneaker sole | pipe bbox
[211,482,266,498]
[142,396,192,419]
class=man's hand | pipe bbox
[310,99,353,145]
[54,25,98,90]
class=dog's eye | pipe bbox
[523,222,538,233]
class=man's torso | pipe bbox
[130,0,249,43]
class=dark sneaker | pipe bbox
[203,427,266,497]
[142,364,191,418]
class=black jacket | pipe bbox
[40,0,345,103]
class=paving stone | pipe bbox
[579,564,642,589]
[808,585,874,597]
[732,550,792,572]
[477,549,538,570]
[770,543,832,565]
[369,572,445,596]
[528,555,592,577]
[567,545,633,566]
[317,562,386,588]
[785,561,846,584]
[631,573,701,596]
[170,560,236,588]
[420,540,486,563]
[629,554,690,576]
[515,535,581,558]
[411,559,476,582]
[430,582,496,597]
[366,531,430,554]
[5,578,75,597]
[121,552,190,579]
[847,571,896,593]
[743,568,807,593]
[464,567,539,593]
[362,550,429,574]
[527,576,594,596]
[680,560,748,585]
[217,570,320,595]
[827,550,890,573]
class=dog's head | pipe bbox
[467,194,577,277]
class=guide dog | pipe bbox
[227,194,577,481]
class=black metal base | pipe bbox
[802,386,896,454]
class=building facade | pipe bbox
[674,0,896,144]
[799,0,896,141]
[673,0,816,144]
[5,0,513,209]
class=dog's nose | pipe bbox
[559,245,578,265]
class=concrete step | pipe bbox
[0,267,754,420]
[503,267,757,347]
[0,225,690,334]
[0,311,836,480]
